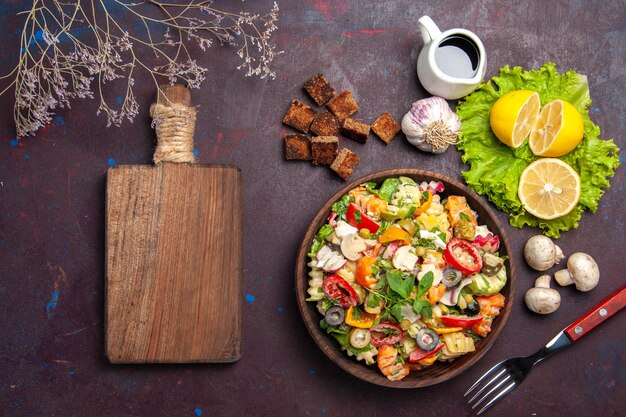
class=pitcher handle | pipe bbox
[418,16,441,44]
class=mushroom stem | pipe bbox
[554,245,565,264]
[554,269,574,286]
[535,274,552,288]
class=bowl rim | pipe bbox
[295,168,516,388]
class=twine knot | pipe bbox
[150,102,197,164]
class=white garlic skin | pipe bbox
[401,96,461,154]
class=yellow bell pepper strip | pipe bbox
[418,353,440,366]
[356,256,379,289]
[427,284,446,304]
[434,326,464,335]
[378,225,412,245]
[345,306,377,328]
[444,195,477,227]
[414,191,433,216]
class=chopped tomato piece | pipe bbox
[346,203,380,233]
[441,315,484,328]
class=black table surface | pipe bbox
[1,1,624,416]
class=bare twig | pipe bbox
[3,0,282,137]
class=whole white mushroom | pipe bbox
[554,252,600,292]
[525,275,561,314]
[524,235,565,271]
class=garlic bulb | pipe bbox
[401,96,461,154]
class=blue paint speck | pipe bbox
[116,96,123,104]
[245,294,255,303]
[9,139,19,147]
[593,107,600,113]
[25,155,30,160]
[54,115,65,125]
[619,154,626,164]
[309,368,316,375]
[46,289,59,318]
[34,30,44,41]
[107,157,116,167]
[193,149,199,157]
[194,408,203,416]
[277,307,283,313]
[266,275,273,281]
[69,371,75,375]
[321,407,327,414]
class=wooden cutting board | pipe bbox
[105,85,242,363]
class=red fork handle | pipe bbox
[564,284,626,342]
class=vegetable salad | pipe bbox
[306,177,508,381]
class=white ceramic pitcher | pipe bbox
[416,16,486,100]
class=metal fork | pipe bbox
[465,284,626,415]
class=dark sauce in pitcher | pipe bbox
[434,35,480,79]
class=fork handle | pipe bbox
[564,284,626,342]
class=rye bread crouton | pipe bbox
[284,134,311,160]
[310,110,339,136]
[330,148,360,181]
[341,118,370,143]
[283,100,315,133]
[311,136,339,166]
[326,91,359,122]
[304,74,335,106]
[371,112,401,144]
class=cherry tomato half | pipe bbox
[444,238,483,274]
[322,274,357,309]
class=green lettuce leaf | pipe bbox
[456,63,620,238]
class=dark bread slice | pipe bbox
[330,148,360,180]
[326,91,359,123]
[283,100,315,133]
[371,112,401,144]
[311,136,339,166]
[304,74,335,106]
[310,110,340,136]
[284,134,311,160]
[341,118,370,143]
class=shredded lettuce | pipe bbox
[456,63,620,238]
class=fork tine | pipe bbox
[476,381,517,415]
[471,373,512,409]
[468,367,507,403]
[464,360,507,397]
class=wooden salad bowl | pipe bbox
[295,169,516,388]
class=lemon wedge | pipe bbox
[489,90,541,148]
[529,99,584,157]
[518,158,581,220]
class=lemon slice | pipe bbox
[490,90,541,148]
[518,158,581,220]
[529,99,584,157]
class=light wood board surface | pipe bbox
[105,163,242,363]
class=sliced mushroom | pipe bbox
[525,275,561,314]
[392,245,418,271]
[340,233,367,261]
[524,235,565,271]
[554,252,599,292]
